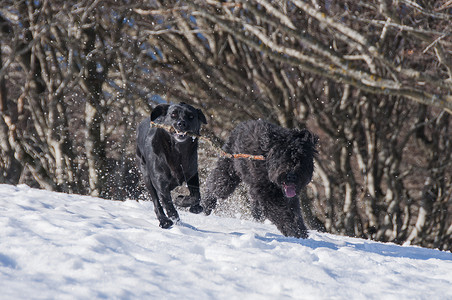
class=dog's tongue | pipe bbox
[284,183,297,198]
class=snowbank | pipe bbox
[0,184,450,299]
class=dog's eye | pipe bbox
[171,112,177,119]
[187,113,194,120]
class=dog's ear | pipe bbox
[293,129,319,155]
[151,104,170,121]
[197,109,207,124]
[303,129,319,147]
[293,129,317,143]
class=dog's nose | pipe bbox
[286,172,297,183]
[177,120,186,129]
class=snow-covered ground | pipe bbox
[0,184,451,299]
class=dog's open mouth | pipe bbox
[171,127,189,142]
[283,183,297,198]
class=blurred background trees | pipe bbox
[1,0,451,250]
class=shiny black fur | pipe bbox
[202,120,318,238]
[136,103,207,228]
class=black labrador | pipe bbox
[136,102,207,228]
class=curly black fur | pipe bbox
[202,120,318,238]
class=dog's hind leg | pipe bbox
[187,173,204,214]
[250,199,265,222]
[174,173,204,214]
[203,158,240,215]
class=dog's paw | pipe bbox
[297,229,309,239]
[159,218,174,229]
[170,215,181,225]
[282,224,309,239]
[203,204,214,215]
[189,204,203,214]
[201,196,217,216]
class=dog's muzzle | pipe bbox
[173,128,189,142]
[282,172,298,198]
[170,125,192,142]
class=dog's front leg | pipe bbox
[287,197,309,239]
[157,190,180,224]
[248,183,308,238]
[144,179,174,229]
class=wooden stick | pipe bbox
[150,121,265,161]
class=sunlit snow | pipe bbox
[0,184,451,299]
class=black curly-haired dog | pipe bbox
[202,120,318,238]
[136,102,207,229]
